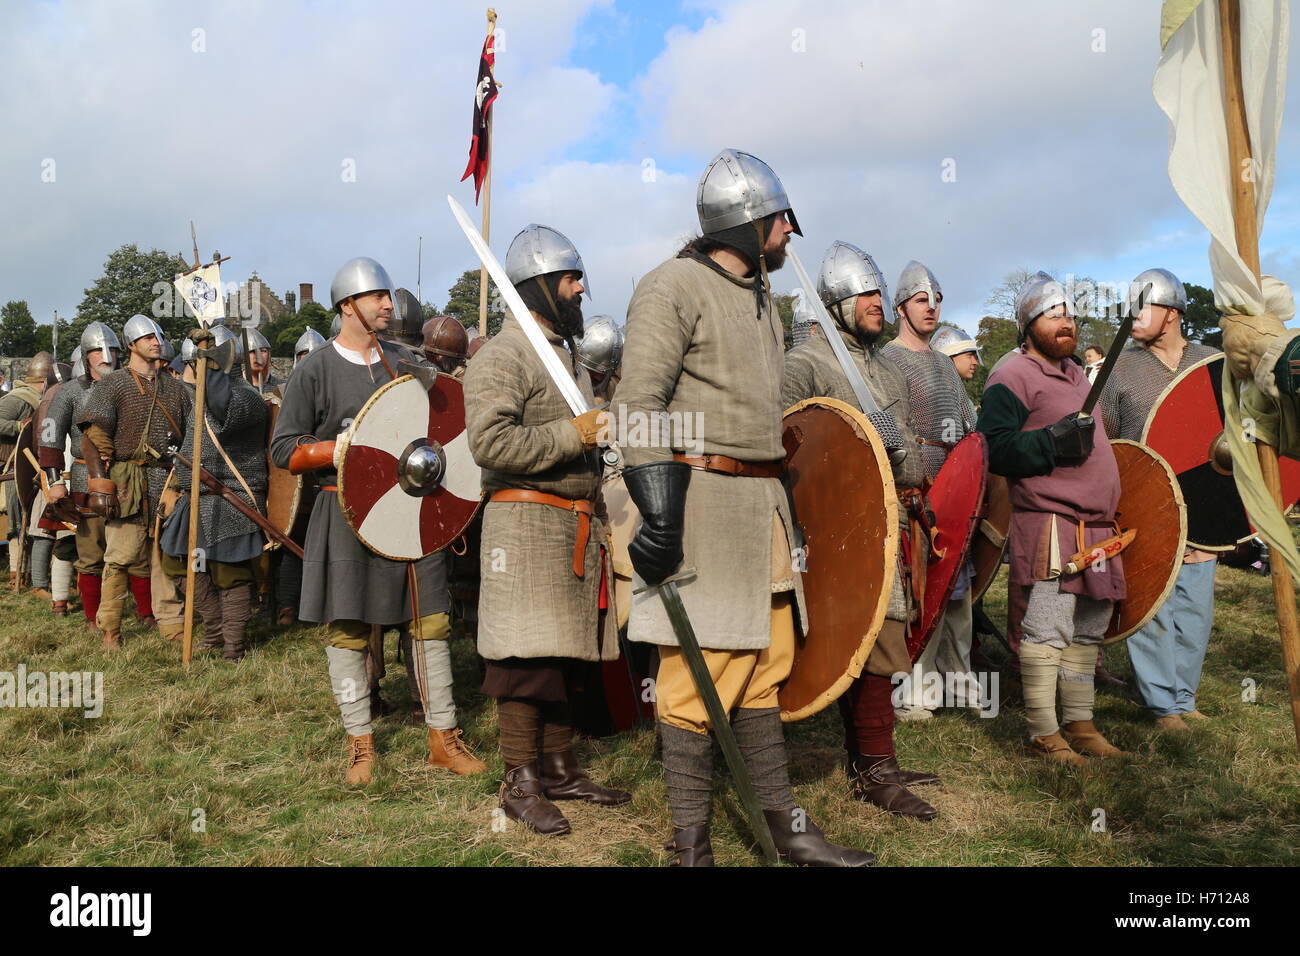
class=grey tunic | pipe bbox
[614,252,806,650]
[464,315,618,663]
[40,376,94,495]
[782,323,924,625]
[1098,341,1221,442]
[270,341,448,625]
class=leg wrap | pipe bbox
[1020,642,1063,739]
[730,706,795,812]
[1058,642,1099,725]
[660,721,714,829]
[325,645,373,737]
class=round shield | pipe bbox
[1103,439,1188,644]
[969,473,1010,602]
[14,420,38,521]
[778,398,897,722]
[910,431,988,661]
[602,472,638,631]
[1143,353,1300,550]
[336,373,482,561]
[264,397,317,545]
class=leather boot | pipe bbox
[276,606,297,628]
[1061,719,1127,757]
[31,587,53,602]
[1156,714,1190,732]
[427,728,488,775]
[344,733,376,786]
[1030,731,1088,766]
[499,763,571,836]
[540,750,632,806]
[763,808,876,867]
[52,600,68,617]
[101,629,122,651]
[847,756,938,820]
[665,825,714,867]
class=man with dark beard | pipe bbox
[464,224,630,837]
[781,241,940,819]
[976,273,1126,765]
[616,150,875,866]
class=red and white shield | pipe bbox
[336,373,482,560]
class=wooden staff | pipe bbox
[476,8,497,335]
[1217,0,1300,749]
[181,344,209,667]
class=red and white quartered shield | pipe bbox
[337,372,482,560]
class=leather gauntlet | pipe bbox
[289,438,337,475]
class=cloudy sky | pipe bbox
[2,0,1296,337]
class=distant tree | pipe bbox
[268,300,334,357]
[71,245,191,349]
[0,301,39,356]
[984,268,1040,319]
[444,269,504,336]
[1182,282,1222,348]
[422,301,441,320]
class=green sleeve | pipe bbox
[976,383,1055,478]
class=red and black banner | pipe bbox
[460,33,498,204]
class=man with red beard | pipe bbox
[976,273,1126,765]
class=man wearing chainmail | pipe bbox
[1099,268,1221,733]
[0,353,51,587]
[271,257,484,785]
[880,262,981,717]
[27,360,77,615]
[159,330,268,661]
[781,240,941,820]
[617,149,875,867]
[243,327,286,396]
[79,316,191,649]
[42,323,131,632]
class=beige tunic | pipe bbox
[464,315,618,662]
[614,253,806,650]
[781,324,923,637]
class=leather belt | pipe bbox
[320,485,337,492]
[916,437,955,451]
[490,489,595,577]
[672,453,784,479]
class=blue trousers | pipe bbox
[1125,558,1216,717]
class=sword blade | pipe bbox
[656,580,780,865]
[1081,311,1135,416]
[788,247,882,415]
[446,195,590,417]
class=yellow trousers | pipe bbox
[325,613,450,651]
[656,593,795,735]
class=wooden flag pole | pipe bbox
[1217,0,1300,750]
[476,8,497,337]
[182,344,208,668]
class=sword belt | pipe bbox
[671,453,785,479]
[489,489,597,578]
[916,437,956,451]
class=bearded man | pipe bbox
[615,149,875,866]
[464,224,631,837]
[78,317,190,649]
[782,241,940,820]
[880,263,981,718]
[976,273,1126,765]
[271,258,484,784]
[1099,268,1221,732]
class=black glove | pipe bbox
[1047,412,1095,464]
[622,460,691,587]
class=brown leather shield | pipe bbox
[337,372,482,560]
[1143,354,1300,550]
[910,432,987,660]
[265,398,317,545]
[969,473,1009,602]
[778,398,897,722]
[14,420,38,520]
[1103,439,1187,644]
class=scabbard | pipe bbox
[169,449,305,560]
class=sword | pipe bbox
[1081,310,1136,416]
[446,194,589,416]
[635,569,780,865]
[787,247,883,416]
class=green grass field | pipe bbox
[1,563,1297,867]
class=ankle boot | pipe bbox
[427,728,488,775]
[1061,720,1127,757]
[499,763,571,836]
[763,808,876,867]
[1030,731,1089,766]
[101,629,122,651]
[540,750,632,806]
[665,824,714,867]
[344,733,376,786]
[276,606,297,627]
[847,756,939,820]
[31,587,53,602]
[52,600,68,617]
